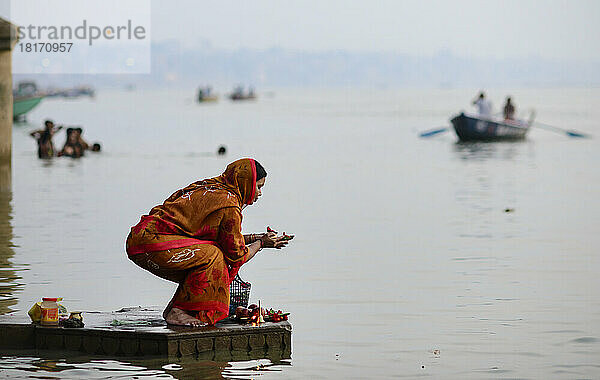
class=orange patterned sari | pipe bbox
[125,158,257,325]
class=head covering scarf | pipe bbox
[201,158,257,206]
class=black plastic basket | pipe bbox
[229,274,251,315]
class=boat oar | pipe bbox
[532,122,590,138]
[419,127,449,138]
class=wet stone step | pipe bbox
[0,307,292,361]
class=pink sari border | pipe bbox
[172,300,229,313]
[248,158,257,204]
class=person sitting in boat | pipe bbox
[125,158,292,326]
[30,120,62,159]
[472,92,493,118]
[232,85,244,98]
[503,97,516,120]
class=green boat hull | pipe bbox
[13,96,43,119]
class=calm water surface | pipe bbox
[1,88,599,379]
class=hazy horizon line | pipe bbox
[151,39,600,65]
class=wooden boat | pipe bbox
[198,95,218,103]
[13,96,43,120]
[451,112,531,141]
[13,81,44,120]
[229,93,256,101]
[197,86,218,103]
[61,86,95,98]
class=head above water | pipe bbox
[66,128,77,143]
[44,119,54,129]
[479,92,485,99]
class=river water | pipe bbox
[1,88,599,379]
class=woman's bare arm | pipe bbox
[245,240,263,262]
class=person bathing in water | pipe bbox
[125,158,292,326]
[58,127,88,158]
[30,120,62,159]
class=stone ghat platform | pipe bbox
[0,307,291,361]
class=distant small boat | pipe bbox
[229,93,256,101]
[198,95,218,103]
[13,96,43,120]
[197,86,218,103]
[451,113,531,141]
[61,86,95,98]
[228,86,256,101]
[45,85,95,98]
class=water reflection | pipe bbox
[0,159,23,315]
[452,140,530,162]
[450,141,526,241]
[0,352,290,379]
[0,355,176,379]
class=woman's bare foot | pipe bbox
[165,307,204,327]
[163,285,182,319]
[162,299,175,320]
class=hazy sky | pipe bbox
[3,0,599,61]
[149,0,599,61]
